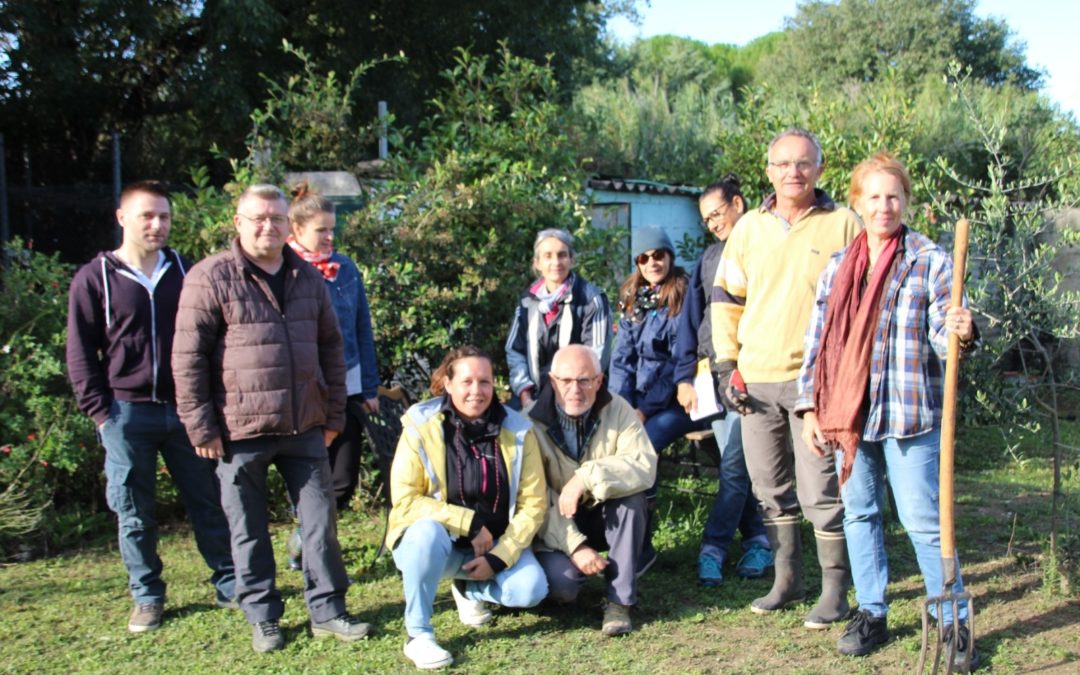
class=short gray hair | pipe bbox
[551,344,601,375]
[767,127,823,166]
[533,228,576,259]
[238,183,286,205]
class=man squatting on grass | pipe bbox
[66,181,237,633]
[171,184,371,653]
[528,344,658,637]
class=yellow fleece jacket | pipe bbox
[387,398,547,569]
[710,193,860,382]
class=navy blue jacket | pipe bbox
[673,241,725,385]
[609,303,681,418]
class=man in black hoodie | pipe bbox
[66,181,236,634]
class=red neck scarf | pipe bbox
[287,237,340,281]
[813,228,903,485]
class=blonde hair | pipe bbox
[848,152,912,205]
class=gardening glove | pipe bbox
[716,360,752,416]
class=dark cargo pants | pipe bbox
[218,428,349,624]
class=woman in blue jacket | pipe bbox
[608,227,691,568]
[288,184,382,512]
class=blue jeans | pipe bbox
[99,400,235,604]
[644,405,700,498]
[700,413,768,563]
[392,519,548,638]
[839,428,967,622]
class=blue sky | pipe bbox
[608,0,1079,120]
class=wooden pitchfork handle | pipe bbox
[939,218,969,584]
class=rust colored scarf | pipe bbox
[813,228,902,485]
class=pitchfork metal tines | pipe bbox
[917,218,977,673]
[917,572,976,673]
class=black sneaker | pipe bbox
[252,620,284,653]
[837,609,889,656]
[942,623,980,671]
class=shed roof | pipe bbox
[586,176,702,198]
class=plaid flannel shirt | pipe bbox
[797,227,966,441]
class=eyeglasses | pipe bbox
[701,206,728,227]
[237,213,288,227]
[550,374,601,391]
[768,160,818,173]
[635,251,668,265]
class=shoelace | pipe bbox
[942,625,969,651]
[332,613,358,626]
[135,603,159,614]
[844,611,875,637]
[257,621,280,636]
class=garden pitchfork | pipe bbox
[917,218,976,674]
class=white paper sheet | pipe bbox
[689,358,722,421]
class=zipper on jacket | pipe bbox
[149,286,159,402]
[285,311,299,435]
[248,265,299,434]
[282,273,299,435]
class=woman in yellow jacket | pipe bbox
[388,346,548,669]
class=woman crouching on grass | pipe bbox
[388,346,548,669]
[796,152,978,668]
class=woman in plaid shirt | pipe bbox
[795,153,979,666]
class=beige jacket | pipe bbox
[526,387,657,555]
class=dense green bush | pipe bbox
[572,77,734,185]
[0,241,99,547]
[343,45,624,388]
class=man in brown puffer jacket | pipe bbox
[172,184,372,653]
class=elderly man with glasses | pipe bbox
[172,184,372,653]
[527,344,657,637]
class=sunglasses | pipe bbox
[635,250,668,265]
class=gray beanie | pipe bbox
[632,226,675,259]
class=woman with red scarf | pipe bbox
[796,153,978,666]
[287,185,381,513]
[505,229,611,409]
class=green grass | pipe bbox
[2,434,1079,673]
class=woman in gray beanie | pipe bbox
[608,226,692,571]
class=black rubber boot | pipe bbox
[750,519,806,614]
[805,533,851,629]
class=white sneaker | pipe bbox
[451,581,492,626]
[404,635,453,669]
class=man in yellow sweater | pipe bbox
[711,128,860,629]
